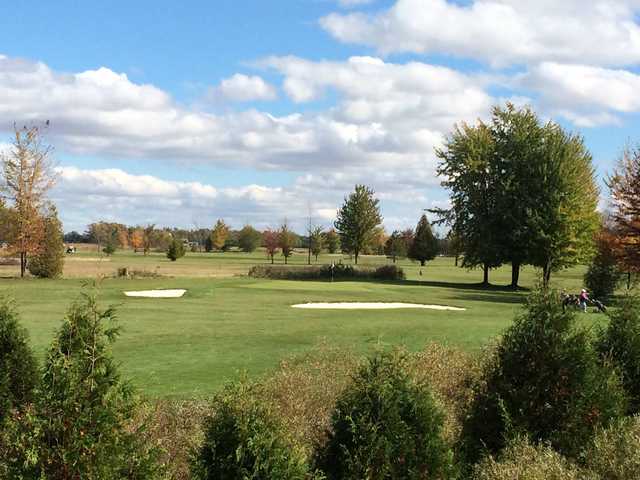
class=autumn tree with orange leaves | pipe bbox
[1,125,57,277]
[608,146,640,288]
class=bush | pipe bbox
[597,294,640,413]
[260,343,359,456]
[585,232,621,300]
[459,288,626,466]
[167,238,186,261]
[472,438,592,480]
[102,240,116,256]
[28,207,64,278]
[248,264,405,281]
[316,352,453,480]
[192,381,314,480]
[2,290,163,479]
[585,416,640,479]
[0,298,38,425]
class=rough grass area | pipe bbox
[0,254,603,397]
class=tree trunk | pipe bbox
[542,262,552,288]
[354,250,359,265]
[420,260,425,267]
[510,262,520,289]
[271,255,274,264]
[284,256,288,265]
[482,263,489,286]
[307,245,311,265]
[20,251,26,278]
[455,255,459,267]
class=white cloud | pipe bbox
[211,73,277,102]
[321,0,640,67]
[52,166,445,232]
[513,63,640,126]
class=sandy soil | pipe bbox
[124,289,187,298]
[291,302,466,311]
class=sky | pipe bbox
[2,0,640,233]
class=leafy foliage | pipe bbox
[167,237,186,261]
[3,290,163,479]
[192,381,314,480]
[324,229,341,254]
[597,294,640,413]
[584,416,640,479]
[28,205,65,278]
[279,221,297,264]
[608,145,640,274]
[384,230,408,263]
[472,438,591,480]
[434,104,600,287]
[238,225,262,253]
[316,352,453,480]
[0,298,38,425]
[248,264,405,281]
[585,229,621,300]
[460,288,626,465]
[309,226,324,261]
[263,228,279,263]
[210,219,229,251]
[334,185,383,264]
[409,214,439,266]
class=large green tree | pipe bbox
[408,214,439,266]
[435,104,599,287]
[237,225,262,253]
[334,185,382,264]
[434,122,501,285]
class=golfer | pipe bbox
[579,289,589,313]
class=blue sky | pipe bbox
[1,0,639,232]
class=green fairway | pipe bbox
[0,252,603,397]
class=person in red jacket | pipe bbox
[579,288,589,313]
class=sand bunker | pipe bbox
[291,302,466,311]
[124,289,186,298]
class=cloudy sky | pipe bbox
[2,0,640,233]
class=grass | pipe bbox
[0,249,604,397]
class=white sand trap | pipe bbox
[124,289,186,298]
[291,302,466,311]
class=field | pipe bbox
[0,248,601,397]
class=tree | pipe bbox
[0,125,56,277]
[309,226,324,261]
[434,122,501,285]
[384,230,407,263]
[143,224,155,255]
[237,225,262,253]
[367,226,388,255]
[334,185,383,265]
[435,104,600,288]
[608,145,640,285]
[324,229,341,254]
[263,229,279,264]
[211,219,229,251]
[131,228,144,253]
[408,214,439,266]
[102,240,116,256]
[3,291,162,478]
[524,123,600,286]
[585,226,621,301]
[0,298,38,425]
[279,221,296,264]
[166,237,186,261]
[460,288,626,465]
[28,205,64,278]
